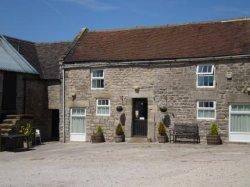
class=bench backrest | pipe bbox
[174,124,199,134]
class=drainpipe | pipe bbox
[62,67,65,143]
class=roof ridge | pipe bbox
[88,17,250,33]
[3,35,35,44]
[35,41,72,45]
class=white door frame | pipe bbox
[70,108,86,141]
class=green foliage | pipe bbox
[116,123,124,136]
[158,122,166,136]
[96,126,104,135]
[210,122,219,135]
[20,123,35,138]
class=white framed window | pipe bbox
[96,99,110,116]
[91,69,104,89]
[70,108,86,134]
[196,64,215,88]
[197,101,216,120]
[230,104,250,133]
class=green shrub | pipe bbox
[96,126,104,135]
[116,124,124,136]
[158,122,166,136]
[210,122,219,135]
[20,123,35,138]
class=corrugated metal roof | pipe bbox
[0,35,38,74]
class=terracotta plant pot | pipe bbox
[158,135,168,143]
[159,106,167,113]
[206,135,222,145]
[91,134,105,143]
[115,135,125,143]
[24,140,32,149]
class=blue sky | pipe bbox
[0,0,249,42]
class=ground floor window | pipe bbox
[197,101,216,120]
[96,99,110,116]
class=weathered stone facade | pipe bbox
[60,59,250,142]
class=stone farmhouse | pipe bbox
[0,18,249,143]
[60,19,250,143]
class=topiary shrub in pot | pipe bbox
[20,123,35,149]
[91,126,105,143]
[158,122,168,143]
[206,122,222,145]
[115,123,125,143]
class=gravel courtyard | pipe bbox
[0,142,250,187]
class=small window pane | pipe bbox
[92,70,103,77]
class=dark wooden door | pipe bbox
[2,72,17,112]
[132,98,148,136]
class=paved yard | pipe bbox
[0,142,250,187]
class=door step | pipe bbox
[128,137,148,143]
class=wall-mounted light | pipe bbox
[72,93,76,101]
[133,86,140,93]
[226,71,232,80]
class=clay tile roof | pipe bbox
[64,19,250,63]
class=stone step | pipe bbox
[6,114,33,120]
[0,128,12,133]
[2,119,17,124]
[0,123,15,128]
[128,137,148,143]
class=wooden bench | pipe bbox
[170,124,200,143]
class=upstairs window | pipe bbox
[91,69,104,89]
[196,64,214,87]
[96,99,110,116]
[197,101,216,120]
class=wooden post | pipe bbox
[0,126,2,152]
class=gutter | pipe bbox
[62,67,65,143]
[63,54,250,69]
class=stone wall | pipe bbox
[48,80,61,109]
[61,59,250,142]
[25,78,52,140]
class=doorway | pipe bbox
[51,109,59,141]
[132,98,148,137]
[2,72,17,114]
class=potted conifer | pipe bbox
[158,122,168,143]
[20,123,35,149]
[206,122,222,145]
[115,123,125,143]
[91,126,105,143]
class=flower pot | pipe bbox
[116,106,123,112]
[206,135,222,145]
[91,134,105,143]
[158,135,168,143]
[24,140,33,149]
[115,135,125,143]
